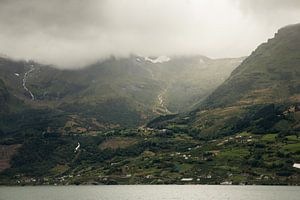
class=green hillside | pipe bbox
[151,24,300,137]
[202,24,300,108]
[188,24,300,137]
[1,24,300,186]
[0,55,241,131]
[136,24,300,185]
[0,79,9,112]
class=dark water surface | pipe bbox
[0,185,299,200]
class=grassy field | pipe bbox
[1,126,299,185]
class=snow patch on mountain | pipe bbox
[145,56,171,64]
[199,58,205,64]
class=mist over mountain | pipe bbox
[0,0,300,187]
[152,23,300,138]
[0,54,243,130]
[0,22,300,186]
[0,0,300,67]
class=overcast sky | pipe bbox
[0,0,300,68]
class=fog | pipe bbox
[0,0,299,68]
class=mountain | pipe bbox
[0,55,242,132]
[150,56,245,112]
[150,24,300,136]
[0,79,9,112]
[202,23,300,109]
[139,24,300,185]
[1,24,300,186]
[188,24,300,137]
[0,54,245,184]
[0,78,24,116]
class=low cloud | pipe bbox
[0,0,299,68]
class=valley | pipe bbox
[0,24,300,186]
[0,54,242,129]
[154,86,172,115]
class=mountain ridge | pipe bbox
[0,54,243,131]
[201,23,300,109]
[1,24,300,185]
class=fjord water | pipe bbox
[0,185,299,200]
